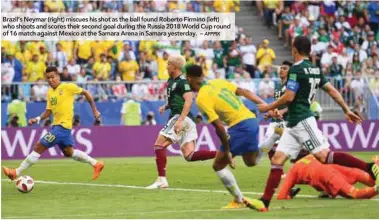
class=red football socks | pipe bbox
[154,147,167,177]
[261,165,283,207]
[189,151,217,161]
[328,151,369,172]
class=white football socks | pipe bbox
[216,167,243,203]
[259,133,280,152]
[72,150,97,166]
[16,151,41,176]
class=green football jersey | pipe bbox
[286,59,328,127]
[167,75,194,120]
[272,82,288,123]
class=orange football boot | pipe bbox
[92,161,104,180]
[2,166,17,180]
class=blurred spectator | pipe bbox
[287,16,308,47]
[351,71,365,112]
[196,41,214,63]
[4,52,23,83]
[121,97,142,126]
[321,45,337,67]
[361,31,377,52]
[93,53,111,80]
[8,115,19,128]
[53,43,67,73]
[226,41,241,76]
[157,51,170,80]
[19,75,31,102]
[330,35,344,54]
[256,39,276,72]
[7,94,27,127]
[235,72,256,95]
[338,49,350,70]
[262,0,282,28]
[148,76,166,100]
[44,0,65,12]
[1,62,15,83]
[370,70,379,97]
[367,2,379,33]
[60,67,73,81]
[118,42,136,61]
[74,40,92,64]
[25,54,46,82]
[362,58,375,77]
[278,5,294,40]
[138,51,152,79]
[131,82,149,101]
[197,54,210,77]
[311,36,327,66]
[119,53,139,81]
[67,58,80,77]
[258,73,275,99]
[329,55,343,89]
[143,111,157,125]
[107,56,117,79]
[308,0,320,20]
[77,68,89,83]
[350,43,368,62]
[31,78,48,102]
[84,57,95,78]
[112,75,127,99]
[212,41,226,78]
[240,36,257,78]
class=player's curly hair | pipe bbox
[185,64,203,77]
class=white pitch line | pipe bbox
[2,179,379,201]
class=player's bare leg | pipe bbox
[181,141,216,162]
[314,148,379,185]
[242,152,259,167]
[146,135,172,189]
[3,142,47,180]
[61,147,104,180]
[339,184,379,199]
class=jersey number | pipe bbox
[50,97,57,106]
[218,88,242,110]
[43,132,56,143]
[308,78,320,104]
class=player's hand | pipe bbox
[226,151,235,169]
[345,110,363,125]
[257,103,270,113]
[159,105,166,115]
[28,118,38,126]
[94,110,101,121]
[273,109,283,120]
[173,120,183,134]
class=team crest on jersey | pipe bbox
[59,89,63,95]
[172,82,177,90]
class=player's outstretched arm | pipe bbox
[258,90,295,113]
[322,83,362,124]
[82,89,101,121]
[28,109,52,126]
[235,87,265,105]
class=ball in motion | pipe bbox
[16,176,34,193]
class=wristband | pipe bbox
[36,116,41,124]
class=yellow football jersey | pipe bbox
[46,83,83,129]
[196,79,255,127]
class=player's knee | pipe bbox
[271,153,286,166]
[313,150,329,164]
[62,148,74,157]
[184,152,194,162]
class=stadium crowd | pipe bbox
[257,0,379,107]
[2,0,379,126]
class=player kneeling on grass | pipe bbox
[185,64,268,209]
[3,66,104,181]
[146,55,217,189]
[277,153,379,200]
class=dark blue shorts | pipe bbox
[220,118,259,156]
[39,125,74,149]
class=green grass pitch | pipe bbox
[2,152,378,219]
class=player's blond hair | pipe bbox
[168,55,186,69]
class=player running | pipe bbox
[253,36,379,212]
[259,61,292,153]
[146,55,216,189]
[277,155,378,200]
[185,64,267,209]
[2,66,104,181]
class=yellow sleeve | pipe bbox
[256,48,265,59]
[196,95,218,123]
[66,83,83,95]
[93,62,100,73]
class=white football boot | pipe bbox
[145,177,169,189]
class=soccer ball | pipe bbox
[16,176,34,193]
